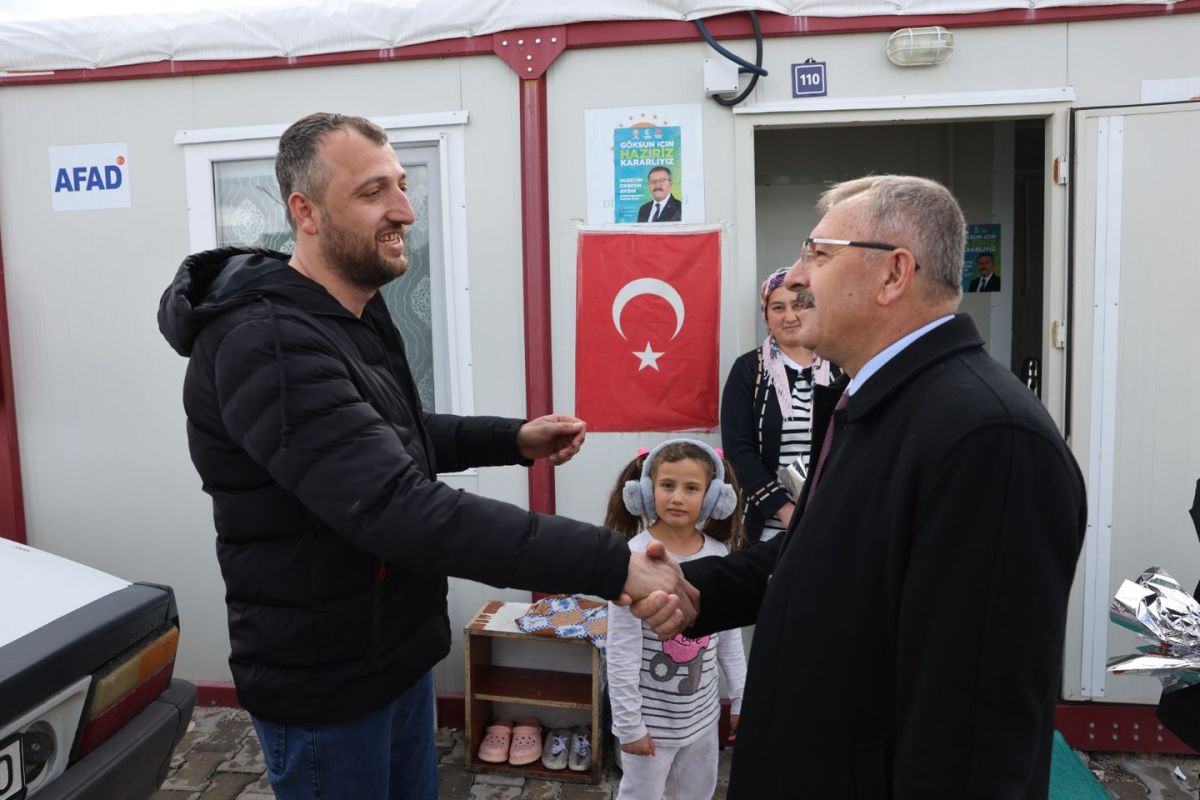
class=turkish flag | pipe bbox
[575,229,721,431]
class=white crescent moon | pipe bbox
[611,278,685,341]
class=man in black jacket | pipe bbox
[638,175,1086,798]
[158,113,689,800]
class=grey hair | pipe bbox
[819,175,965,302]
[275,112,390,232]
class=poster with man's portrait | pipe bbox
[585,103,704,225]
[963,224,1002,293]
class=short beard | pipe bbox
[319,217,409,291]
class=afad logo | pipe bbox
[54,154,126,193]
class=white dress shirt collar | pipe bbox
[847,315,954,395]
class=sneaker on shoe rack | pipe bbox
[541,728,571,770]
[568,726,592,772]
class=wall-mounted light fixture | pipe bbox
[886,26,954,67]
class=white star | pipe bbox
[633,341,665,371]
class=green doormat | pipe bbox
[1049,730,1109,799]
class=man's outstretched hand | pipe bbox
[517,414,587,466]
[617,539,700,640]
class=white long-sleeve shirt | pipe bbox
[607,530,747,748]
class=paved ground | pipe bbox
[153,707,1200,799]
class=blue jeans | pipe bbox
[251,671,438,800]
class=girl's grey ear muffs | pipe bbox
[621,439,737,525]
[621,479,647,517]
[708,481,738,523]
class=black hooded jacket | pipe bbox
[159,248,630,724]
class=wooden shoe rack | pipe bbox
[464,601,603,784]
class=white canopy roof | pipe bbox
[0,0,1173,73]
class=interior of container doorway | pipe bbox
[753,119,1046,392]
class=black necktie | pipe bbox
[806,391,849,506]
[650,203,662,222]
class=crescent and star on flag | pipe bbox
[611,277,685,371]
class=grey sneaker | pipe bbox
[541,728,571,770]
[568,726,592,772]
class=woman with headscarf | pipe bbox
[720,267,839,544]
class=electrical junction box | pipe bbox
[704,57,740,97]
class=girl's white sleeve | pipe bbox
[606,600,649,744]
[715,625,747,716]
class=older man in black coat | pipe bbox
[637,175,1086,799]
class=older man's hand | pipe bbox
[517,414,587,465]
[617,540,700,640]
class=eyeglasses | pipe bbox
[800,237,921,271]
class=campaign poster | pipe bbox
[963,224,1002,294]
[613,125,681,223]
[585,104,704,225]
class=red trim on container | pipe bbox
[571,2,1200,48]
[1056,701,1198,754]
[0,36,494,86]
[180,691,1200,756]
[422,697,1200,754]
[192,682,468,731]
[492,26,566,79]
[519,75,555,516]
[194,680,241,709]
[436,692,466,730]
[2,4,1197,87]
[0,226,26,544]
[718,698,735,749]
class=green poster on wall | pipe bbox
[613,124,682,224]
[963,224,1001,293]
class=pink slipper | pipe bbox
[507,716,543,766]
[477,720,513,763]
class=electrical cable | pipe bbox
[694,11,767,108]
[694,14,767,76]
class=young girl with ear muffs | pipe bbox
[603,439,747,800]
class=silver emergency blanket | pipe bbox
[1107,566,1200,683]
[776,457,807,502]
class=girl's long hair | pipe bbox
[603,454,648,540]
[604,443,746,552]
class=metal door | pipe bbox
[1069,102,1200,702]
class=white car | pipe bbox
[0,538,195,799]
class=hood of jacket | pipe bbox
[158,247,343,356]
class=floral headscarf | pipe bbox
[759,267,832,418]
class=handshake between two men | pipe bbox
[619,540,698,640]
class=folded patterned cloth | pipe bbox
[517,595,607,650]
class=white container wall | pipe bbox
[0,10,1198,704]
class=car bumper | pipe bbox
[37,678,197,800]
